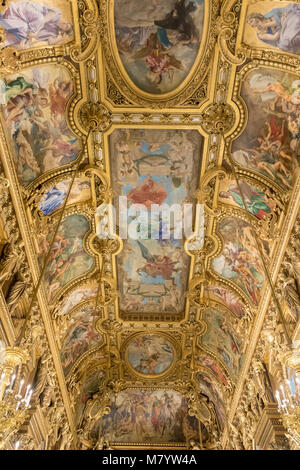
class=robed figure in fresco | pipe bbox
[247,4,300,54]
[127,176,167,209]
[0,0,73,48]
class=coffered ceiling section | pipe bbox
[0,0,299,448]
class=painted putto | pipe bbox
[126,334,174,376]
[109,128,202,317]
[114,0,205,94]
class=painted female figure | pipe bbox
[247,4,300,54]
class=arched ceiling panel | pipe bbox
[1,63,81,186]
[212,216,268,306]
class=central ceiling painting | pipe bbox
[114,0,205,94]
[108,129,202,319]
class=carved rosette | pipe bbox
[0,46,21,77]
[79,102,112,132]
[200,103,235,135]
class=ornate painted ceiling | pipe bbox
[0,0,299,450]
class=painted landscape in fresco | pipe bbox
[38,177,91,216]
[197,372,226,430]
[114,0,205,94]
[1,64,80,186]
[232,67,300,189]
[42,214,94,301]
[126,334,174,376]
[60,305,102,376]
[201,308,243,378]
[219,180,276,220]
[195,355,228,387]
[206,284,246,318]
[109,129,202,316]
[244,1,300,55]
[0,0,74,49]
[213,217,268,305]
[100,389,203,443]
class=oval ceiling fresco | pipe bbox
[113,0,205,95]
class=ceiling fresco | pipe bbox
[96,389,207,446]
[205,283,247,319]
[114,0,205,94]
[0,0,299,451]
[1,63,81,186]
[60,304,103,376]
[108,128,202,319]
[200,307,244,379]
[0,0,74,50]
[232,66,299,189]
[213,216,267,305]
[41,214,95,302]
[124,333,175,377]
[243,1,300,55]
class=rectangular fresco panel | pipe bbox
[109,129,202,317]
[0,0,74,49]
[101,389,200,444]
[243,1,300,55]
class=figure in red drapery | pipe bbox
[127,176,167,210]
[137,255,178,283]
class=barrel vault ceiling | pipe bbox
[0,0,300,449]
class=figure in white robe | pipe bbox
[0,1,72,48]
